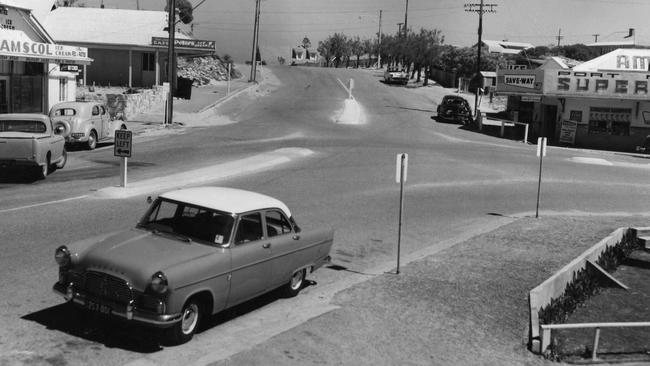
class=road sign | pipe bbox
[395,153,408,183]
[114,130,132,158]
[536,137,547,157]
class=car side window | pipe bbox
[101,106,106,115]
[265,210,292,237]
[235,213,263,245]
[92,105,100,116]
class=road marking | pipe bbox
[569,157,613,166]
[0,195,88,214]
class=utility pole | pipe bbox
[404,0,409,36]
[165,0,176,126]
[249,0,261,82]
[378,10,382,69]
[465,0,497,118]
[592,33,599,43]
[556,28,563,47]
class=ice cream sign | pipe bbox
[504,74,536,89]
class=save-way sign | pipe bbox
[114,130,132,158]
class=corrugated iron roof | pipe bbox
[42,6,192,47]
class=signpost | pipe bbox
[114,130,132,187]
[535,137,547,218]
[349,78,354,99]
[395,153,408,274]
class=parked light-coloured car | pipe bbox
[49,101,127,150]
[0,114,67,179]
[384,68,409,85]
[53,187,334,344]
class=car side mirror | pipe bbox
[146,196,153,204]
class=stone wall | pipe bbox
[77,84,169,121]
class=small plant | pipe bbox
[538,230,639,325]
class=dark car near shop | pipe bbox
[436,95,472,125]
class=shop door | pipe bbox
[543,105,558,141]
[0,76,9,113]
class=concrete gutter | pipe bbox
[94,148,315,199]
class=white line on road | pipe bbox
[0,195,88,214]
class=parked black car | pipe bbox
[436,95,472,124]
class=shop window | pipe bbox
[588,107,631,136]
[142,53,155,71]
[59,78,68,102]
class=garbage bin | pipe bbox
[176,77,193,100]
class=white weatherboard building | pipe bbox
[0,1,91,113]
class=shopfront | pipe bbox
[0,3,91,113]
[497,49,650,151]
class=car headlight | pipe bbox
[55,246,71,267]
[151,271,168,294]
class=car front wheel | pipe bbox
[87,130,97,150]
[166,299,202,345]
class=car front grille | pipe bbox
[83,271,134,304]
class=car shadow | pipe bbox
[23,281,318,351]
[200,280,318,334]
[22,303,163,353]
[0,169,44,184]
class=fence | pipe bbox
[540,322,650,360]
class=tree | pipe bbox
[166,0,193,24]
[318,33,350,68]
[301,37,311,49]
[350,36,363,68]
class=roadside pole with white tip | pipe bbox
[395,153,408,274]
[535,137,547,218]
[114,129,132,187]
[349,78,354,99]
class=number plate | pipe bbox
[85,300,111,315]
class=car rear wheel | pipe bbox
[37,155,50,180]
[87,130,97,150]
[166,299,203,345]
[283,269,305,297]
[54,149,67,170]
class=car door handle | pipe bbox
[262,243,271,249]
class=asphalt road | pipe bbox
[1,66,650,366]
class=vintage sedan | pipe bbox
[0,114,67,179]
[53,187,334,344]
[436,95,472,125]
[49,101,127,150]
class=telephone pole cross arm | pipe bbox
[464,1,497,118]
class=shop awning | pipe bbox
[0,34,93,65]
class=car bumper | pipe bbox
[53,282,182,328]
[65,133,89,143]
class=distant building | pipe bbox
[585,40,648,56]
[480,40,535,55]
[291,47,319,66]
[42,6,216,88]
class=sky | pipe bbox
[77,0,650,63]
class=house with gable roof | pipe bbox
[41,6,216,88]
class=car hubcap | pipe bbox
[290,271,304,290]
[181,303,199,335]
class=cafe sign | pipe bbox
[151,37,216,50]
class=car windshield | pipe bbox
[0,120,47,133]
[138,198,235,245]
[444,97,466,106]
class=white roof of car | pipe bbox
[160,187,292,217]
